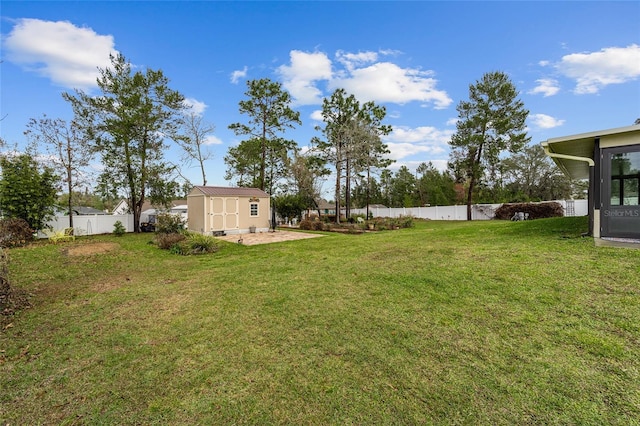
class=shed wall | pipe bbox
[187,192,270,234]
[186,195,206,233]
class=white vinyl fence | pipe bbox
[351,200,588,221]
[38,200,587,238]
[38,214,134,238]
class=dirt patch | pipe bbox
[215,230,323,246]
[64,242,120,257]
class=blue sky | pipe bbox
[1,1,639,192]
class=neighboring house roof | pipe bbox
[315,200,335,210]
[190,186,270,197]
[114,198,189,213]
[73,206,108,215]
[55,206,108,215]
[541,124,640,180]
[112,199,129,214]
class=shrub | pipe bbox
[494,202,564,220]
[169,243,186,255]
[184,233,219,254]
[155,232,186,250]
[155,213,186,234]
[397,215,414,229]
[366,216,414,231]
[113,221,126,237]
[155,232,218,255]
[299,219,325,231]
[0,218,35,248]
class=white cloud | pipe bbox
[529,113,565,129]
[3,18,116,90]
[331,62,452,108]
[385,126,452,145]
[277,49,452,109]
[335,50,379,71]
[390,159,449,173]
[183,98,208,115]
[446,118,459,126]
[309,110,324,121]
[556,44,640,94]
[383,126,453,160]
[385,142,438,160]
[203,135,223,145]
[230,66,248,84]
[277,50,333,105]
[529,78,560,97]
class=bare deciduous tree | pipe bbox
[25,116,93,229]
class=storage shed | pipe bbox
[542,124,640,242]
[187,186,271,235]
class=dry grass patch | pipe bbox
[64,242,119,257]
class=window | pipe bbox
[610,152,640,206]
[250,203,258,216]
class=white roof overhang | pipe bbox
[541,124,640,180]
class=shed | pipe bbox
[541,124,640,242]
[187,186,271,235]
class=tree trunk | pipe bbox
[345,157,351,220]
[67,184,74,229]
[466,177,474,221]
[67,144,74,230]
[132,195,141,233]
[366,167,371,220]
[260,120,267,191]
[334,169,341,224]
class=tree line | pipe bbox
[0,54,582,232]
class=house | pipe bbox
[112,199,188,223]
[187,186,271,235]
[542,124,640,243]
[305,199,338,220]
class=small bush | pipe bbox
[0,218,35,248]
[155,213,186,234]
[169,243,186,255]
[155,232,186,250]
[299,219,313,230]
[185,233,219,254]
[299,219,325,231]
[397,215,414,229]
[155,232,218,255]
[366,216,414,231]
[494,202,564,220]
[113,221,126,237]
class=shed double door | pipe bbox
[210,197,239,231]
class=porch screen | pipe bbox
[610,152,640,206]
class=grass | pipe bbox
[1,217,639,424]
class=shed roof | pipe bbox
[541,124,640,180]
[191,186,270,197]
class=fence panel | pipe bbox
[39,214,134,238]
[351,200,587,221]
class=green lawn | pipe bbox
[1,217,639,425]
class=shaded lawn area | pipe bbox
[1,217,639,424]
